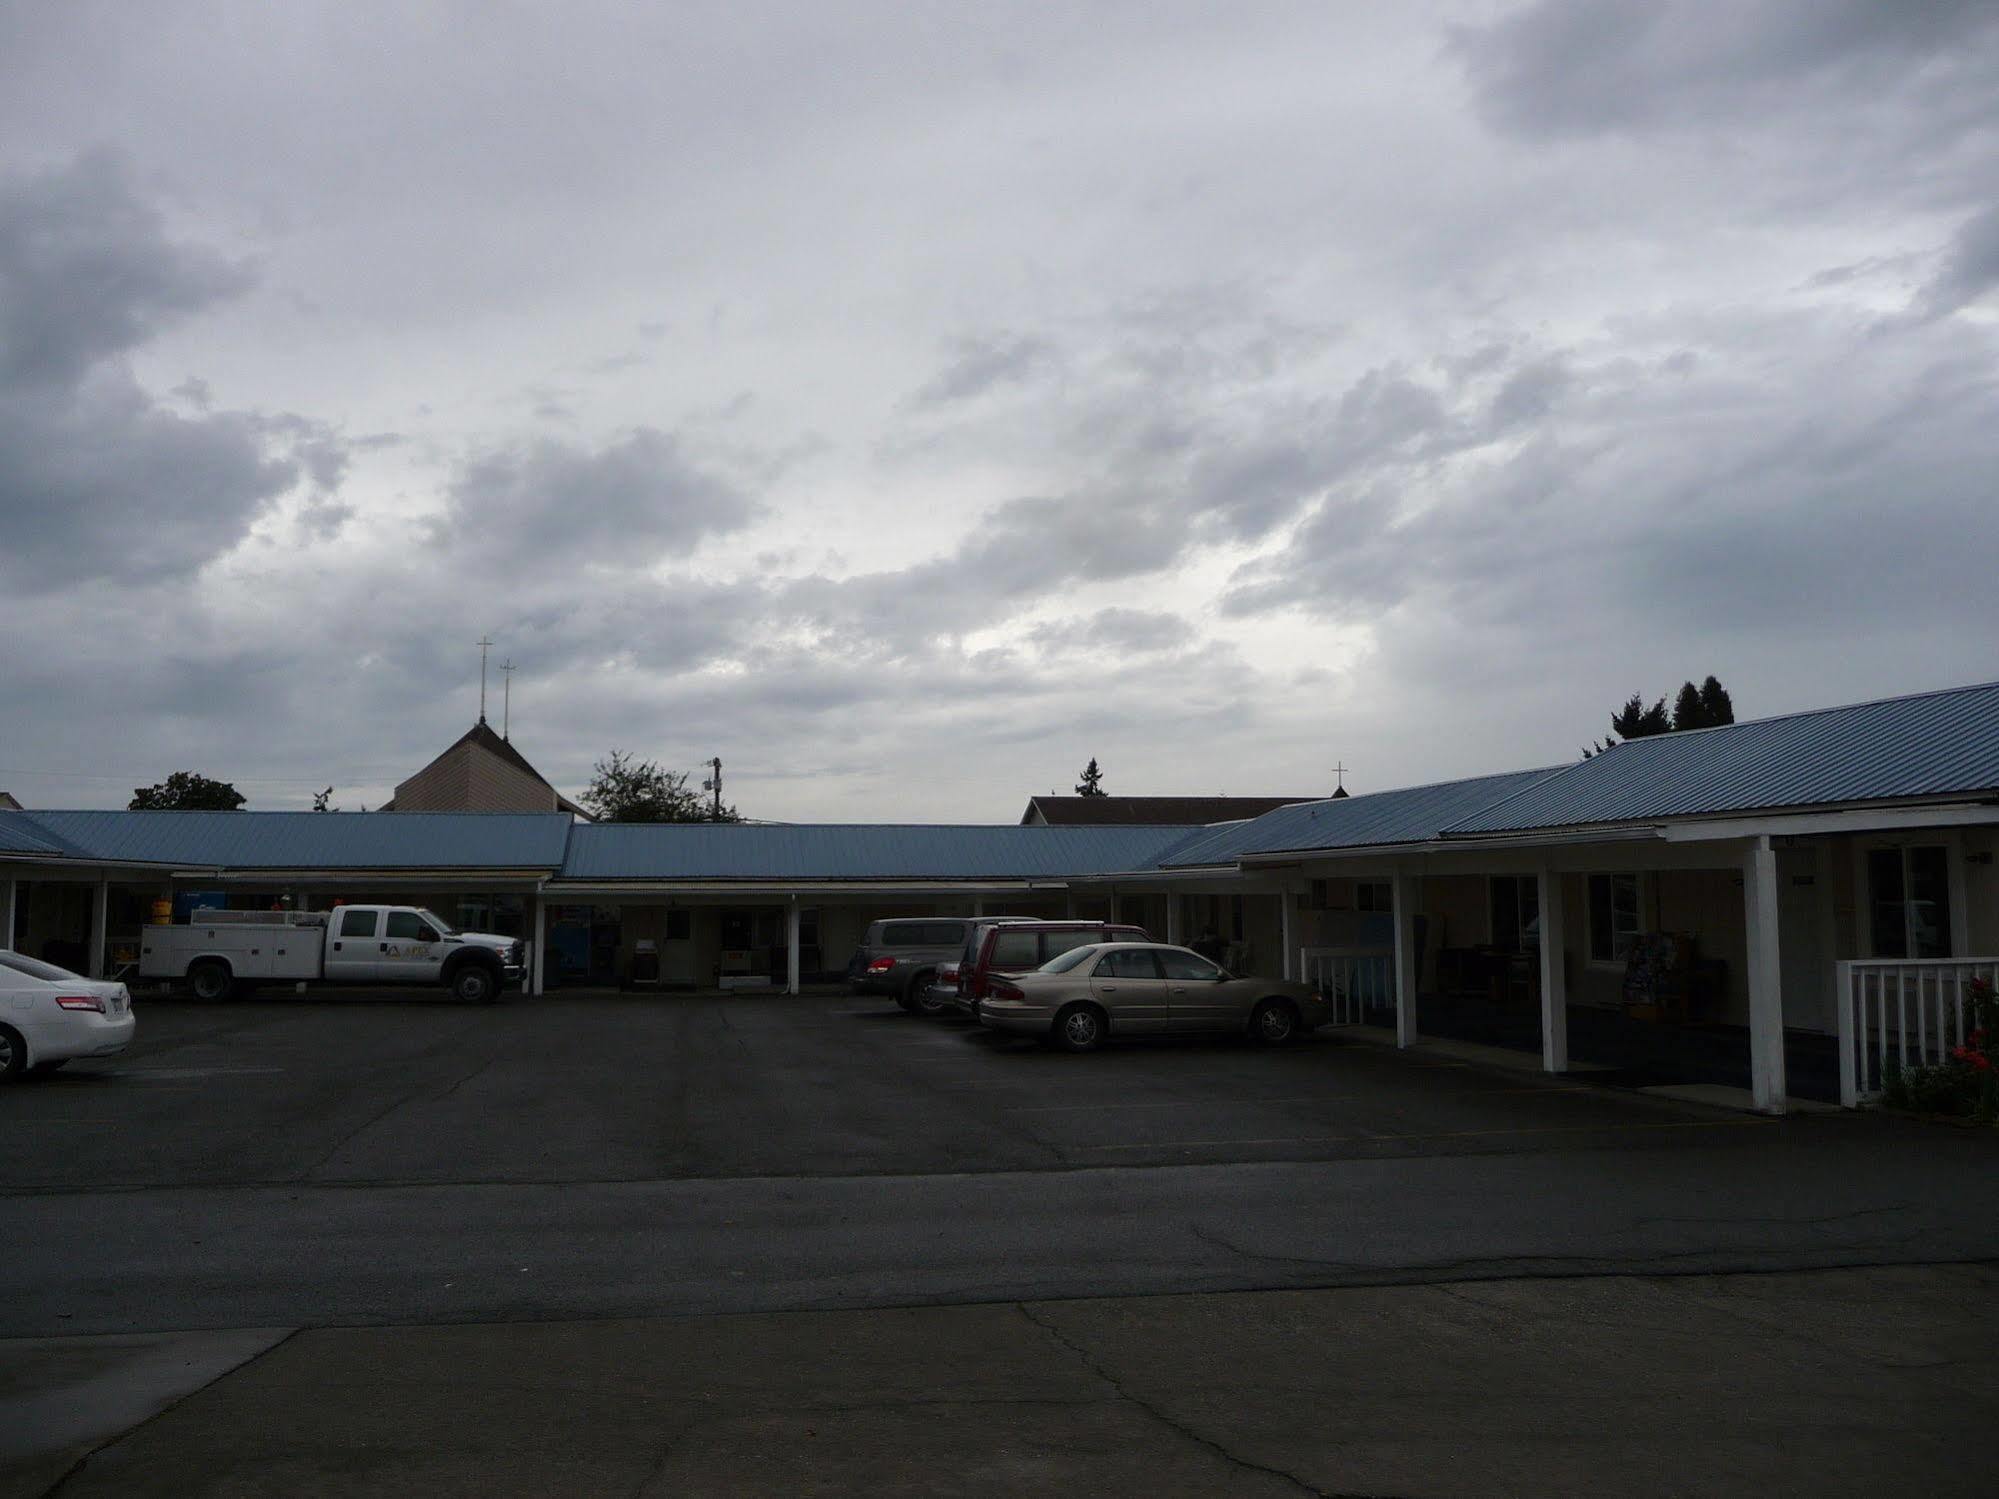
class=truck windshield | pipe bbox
[416,909,459,936]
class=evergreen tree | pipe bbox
[1698,675,1735,727]
[1671,681,1705,731]
[129,772,246,810]
[1074,758,1106,797]
[1611,695,1671,740]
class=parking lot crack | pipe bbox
[1015,1303,1344,1497]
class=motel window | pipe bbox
[1355,882,1391,912]
[1587,874,1642,965]
[1867,846,1953,959]
[664,910,692,941]
[1488,875,1539,953]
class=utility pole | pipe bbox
[499,659,516,739]
[703,757,723,821]
[476,635,494,723]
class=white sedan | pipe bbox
[0,950,136,1080]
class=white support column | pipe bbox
[1,876,16,951]
[1391,871,1418,1048]
[785,896,801,996]
[89,877,109,978]
[1744,837,1788,1114]
[1063,891,1076,918]
[971,897,986,918]
[1279,892,1294,980]
[1537,867,1568,1074]
[1108,887,1120,922]
[1166,893,1182,945]
[531,896,547,996]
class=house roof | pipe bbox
[0,811,76,858]
[557,823,1208,883]
[1151,767,1566,867]
[1022,795,1317,826]
[1445,679,1999,836]
[382,720,589,817]
[6,811,577,870]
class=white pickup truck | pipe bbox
[138,905,524,1003]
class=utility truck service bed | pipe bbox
[140,906,523,1003]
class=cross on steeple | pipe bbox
[1331,762,1350,799]
[500,658,516,739]
[477,636,494,722]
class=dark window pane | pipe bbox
[339,908,378,938]
[1157,948,1220,981]
[1041,928,1101,961]
[879,922,923,946]
[1588,875,1612,963]
[989,931,1040,968]
[921,922,965,945]
[1868,849,1907,958]
[1102,948,1163,979]
[385,912,426,940]
[1909,846,1952,959]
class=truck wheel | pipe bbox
[188,960,236,1003]
[450,964,499,1004]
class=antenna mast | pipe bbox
[500,659,516,738]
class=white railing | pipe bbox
[1299,947,1394,1027]
[1837,957,1999,1107]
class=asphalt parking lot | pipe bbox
[1,987,1808,1195]
[7,992,1999,1496]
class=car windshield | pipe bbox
[416,909,458,936]
[0,951,80,982]
[1039,945,1101,974]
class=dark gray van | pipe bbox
[847,917,983,1013]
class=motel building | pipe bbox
[5,679,1999,1115]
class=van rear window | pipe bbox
[879,922,925,946]
[1040,928,1101,961]
[988,931,1041,968]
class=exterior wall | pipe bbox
[1650,867,1749,1024]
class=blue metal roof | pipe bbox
[1447,680,1999,834]
[0,812,78,858]
[1154,767,1566,865]
[10,811,577,870]
[557,823,1208,882]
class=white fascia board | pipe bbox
[545,879,1068,898]
[194,868,556,884]
[1660,803,1999,842]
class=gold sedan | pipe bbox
[974,942,1335,1053]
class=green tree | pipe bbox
[1698,675,1735,727]
[579,750,740,823]
[1671,681,1705,731]
[129,772,247,810]
[1075,758,1106,797]
[1611,694,1671,740]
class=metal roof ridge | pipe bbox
[1581,676,1999,748]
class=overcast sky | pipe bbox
[2,1,1996,821]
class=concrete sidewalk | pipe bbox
[10,1263,1995,1498]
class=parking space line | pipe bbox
[1009,1096,1332,1113]
[1075,1118,1772,1151]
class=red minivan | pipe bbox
[951,920,1150,1013]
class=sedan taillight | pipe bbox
[988,979,1025,1001]
[55,994,105,1012]
[867,957,897,974]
